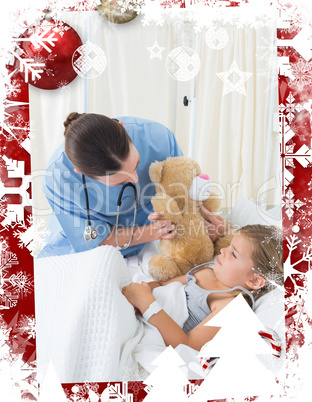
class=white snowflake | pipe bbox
[4,114,31,144]
[284,233,312,290]
[0,239,20,309]
[5,77,22,98]
[251,232,284,294]
[53,21,70,38]
[1,117,29,145]
[10,48,45,84]
[33,52,56,77]
[9,271,33,296]
[262,225,283,254]
[0,75,29,143]
[13,24,59,53]
[282,188,305,219]
[13,216,50,257]
[256,32,278,77]
[286,3,312,33]
[269,256,278,269]
[280,92,304,123]
[289,59,312,92]
[57,80,70,92]
[296,197,312,232]
[122,362,148,381]
[17,315,36,340]
[263,260,284,293]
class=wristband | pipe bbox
[143,300,162,321]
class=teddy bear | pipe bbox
[148,156,230,281]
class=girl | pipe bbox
[122,224,283,351]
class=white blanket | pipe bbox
[34,245,190,383]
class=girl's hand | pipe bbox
[122,282,156,314]
[200,205,232,241]
[146,281,162,291]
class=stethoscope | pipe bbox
[82,175,138,250]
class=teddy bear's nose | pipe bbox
[189,175,211,201]
[199,174,209,181]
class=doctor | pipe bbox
[38,113,184,258]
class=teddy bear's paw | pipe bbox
[152,194,182,222]
[149,254,182,281]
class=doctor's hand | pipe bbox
[148,212,176,240]
[200,205,231,242]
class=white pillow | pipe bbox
[225,197,282,228]
[255,288,285,341]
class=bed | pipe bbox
[34,197,284,383]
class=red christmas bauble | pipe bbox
[16,19,83,90]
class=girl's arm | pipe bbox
[122,282,233,351]
[147,274,187,291]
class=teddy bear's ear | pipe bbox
[149,161,165,183]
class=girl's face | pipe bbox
[213,232,260,289]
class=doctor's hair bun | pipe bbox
[64,113,84,135]
[64,113,131,179]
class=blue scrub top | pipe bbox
[39,116,183,258]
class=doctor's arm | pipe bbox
[98,215,176,247]
[200,205,232,242]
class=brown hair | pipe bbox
[235,224,283,304]
[64,113,131,179]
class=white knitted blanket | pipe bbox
[35,245,146,383]
[35,244,190,383]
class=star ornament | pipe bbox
[216,61,253,96]
[147,40,165,60]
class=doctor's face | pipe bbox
[95,143,140,186]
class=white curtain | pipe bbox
[194,23,279,212]
[30,10,279,227]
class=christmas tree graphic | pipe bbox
[143,346,190,402]
[190,294,281,401]
[38,362,67,402]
